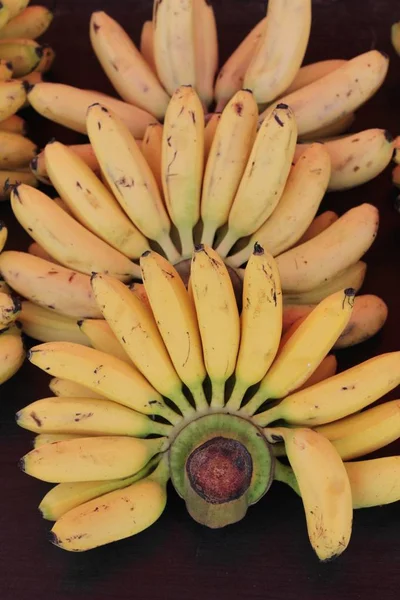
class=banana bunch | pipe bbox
[14,244,400,558]
[0,222,25,383]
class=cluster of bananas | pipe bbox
[0,0,53,199]
[16,243,400,558]
[0,90,389,348]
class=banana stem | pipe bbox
[200,221,217,248]
[225,380,247,411]
[159,232,181,264]
[190,383,209,411]
[252,404,281,427]
[210,379,226,408]
[179,226,195,259]
[152,420,173,436]
[225,241,253,269]
[274,460,300,496]
[240,386,270,416]
[149,452,170,485]
[169,388,196,417]
[158,404,183,426]
[215,229,238,258]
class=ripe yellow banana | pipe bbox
[44,141,150,260]
[28,341,181,424]
[244,288,355,414]
[335,294,388,349]
[226,143,331,267]
[200,90,258,247]
[345,457,400,509]
[0,80,26,122]
[18,301,90,345]
[91,273,194,416]
[203,112,220,161]
[0,5,53,39]
[49,377,106,400]
[0,114,27,135]
[17,395,171,437]
[276,204,378,293]
[0,251,102,318]
[0,131,36,169]
[244,0,312,105]
[216,104,297,257]
[161,85,204,258]
[140,250,207,410]
[32,143,101,185]
[0,290,20,327]
[391,22,400,55]
[87,104,178,262]
[11,184,140,281]
[0,221,7,251]
[141,122,163,191]
[3,0,29,20]
[283,59,347,94]
[33,44,54,73]
[34,433,85,448]
[214,17,266,111]
[50,457,169,551]
[77,318,131,364]
[190,244,240,408]
[260,50,389,136]
[0,328,24,384]
[0,5,10,30]
[140,20,156,73]
[295,210,339,246]
[153,0,196,95]
[226,245,282,411]
[0,38,43,76]
[90,12,169,119]
[268,427,352,561]
[20,434,167,483]
[0,59,13,81]
[254,352,400,427]
[27,83,156,137]
[0,278,11,294]
[193,0,218,109]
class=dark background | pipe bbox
[1,1,400,598]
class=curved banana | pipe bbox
[193,0,218,109]
[276,204,378,293]
[141,122,163,191]
[227,143,331,267]
[153,0,196,96]
[18,301,90,345]
[3,0,29,20]
[0,169,38,200]
[140,20,156,73]
[34,433,85,448]
[0,329,24,384]
[27,82,156,138]
[345,457,400,509]
[78,319,131,364]
[335,294,387,349]
[283,59,346,94]
[201,89,258,247]
[244,0,312,105]
[161,85,204,258]
[49,378,106,400]
[0,251,102,318]
[87,104,178,262]
[0,6,53,39]
[11,185,140,281]
[0,59,13,81]
[216,103,297,257]
[190,244,240,408]
[0,131,36,169]
[214,17,266,111]
[0,278,11,294]
[260,50,389,136]
[295,210,339,246]
[0,114,27,135]
[0,5,10,31]
[0,291,20,327]
[32,143,101,185]
[0,80,26,122]
[33,44,55,73]
[44,141,150,260]
[90,12,169,119]
[253,352,400,427]
[392,22,400,55]
[28,341,181,424]
[0,38,43,76]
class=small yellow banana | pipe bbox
[49,378,106,400]
[0,169,38,200]
[32,143,101,185]
[19,301,91,345]
[141,122,163,191]
[193,0,218,109]
[33,44,55,73]
[77,318,131,364]
[0,290,20,327]
[345,457,400,509]
[335,294,388,349]
[0,59,13,81]
[0,5,53,39]
[34,433,85,448]
[203,112,221,161]
[0,222,7,251]
[0,328,25,384]
[0,38,43,76]
[140,20,156,73]
[0,80,26,122]
[0,6,10,31]
[0,131,36,169]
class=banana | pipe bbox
[193,0,218,109]
[0,221,7,251]
[20,434,168,483]
[32,143,101,185]
[201,89,258,247]
[216,104,297,257]
[28,241,60,264]
[226,143,331,267]
[49,378,106,400]
[141,122,163,191]
[78,319,131,364]
[244,0,312,105]
[50,457,169,551]
[214,17,266,111]
[315,400,400,461]
[33,44,54,73]
[282,261,367,305]
[44,141,150,260]
[0,131,36,169]
[34,433,85,448]
[11,185,141,281]
[90,12,169,119]
[391,22,400,56]
[296,354,337,391]
[0,80,26,122]
[140,250,208,410]
[0,328,24,384]
[28,341,181,424]
[153,0,196,96]
[0,59,13,81]
[299,113,355,142]
[259,50,389,136]
[226,245,282,411]
[0,39,43,76]
[0,4,10,30]
[0,251,102,318]
[276,204,378,293]
[27,83,156,138]
[17,396,171,437]
[295,210,339,246]
[253,352,400,427]
[140,20,156,73]
[268,427,352,561]
[18,301,91,345]
[0,278,11,294]
[203,112,221,161]
[87,104,178,263]
[91,272,194,416]
[0,290,20,326]
[39,456,160,520]
[0,114,27,135]
[0,169,38,199]
[0,6,53,39]
[18,70,42,108]
[191,244,240,408]
[3,0,29,20]
[244,288,355,414]
[335,294,388,349]
[283,59,347,94]
[161,85,204,258]
[345,457,400,509]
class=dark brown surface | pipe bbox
[1,1,400,598]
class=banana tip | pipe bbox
[48,531,60,547]
[22,81,35,94]
[384,130,394,143]
[194,244,204,252]
[276,102,289,110]
[141,250,151,258]
[253,242,264,256]
[18,457,25,472]
[344,287,356,297]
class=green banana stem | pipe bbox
[274,460,300,496]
